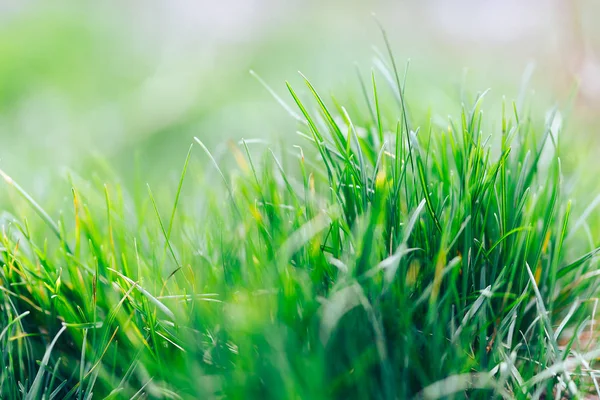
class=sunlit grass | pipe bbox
[1,39,600,399]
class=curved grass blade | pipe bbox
[25,325,67,400]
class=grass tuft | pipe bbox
[1,44,600,399]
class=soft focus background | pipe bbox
[1,0,600,199]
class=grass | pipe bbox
[2,40,600,399]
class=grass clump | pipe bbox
[1,44,600,399]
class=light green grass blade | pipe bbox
[25,325,67,400]
[0,168,71,253]
[109,267,175,321]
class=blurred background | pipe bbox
[1,0,600,202]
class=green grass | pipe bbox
[2,42,600,399]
